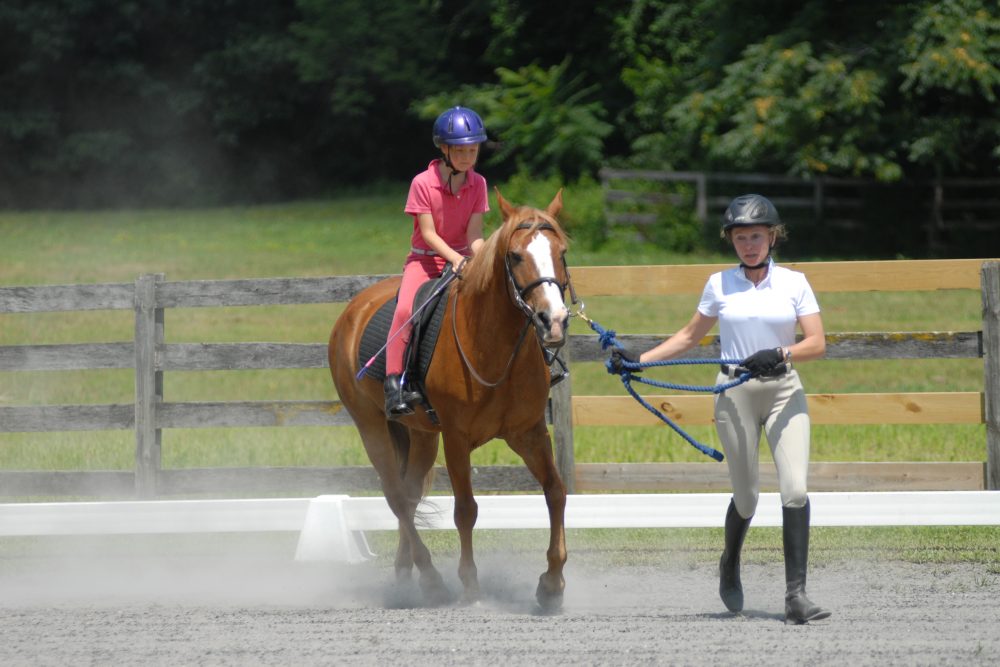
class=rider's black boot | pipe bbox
[783,499,832,624]
[719,498,752,612]
[384,374,414,419]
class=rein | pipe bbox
[581,315,752,462]
[451,289,533,387]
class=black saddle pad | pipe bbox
[357,275,451,384]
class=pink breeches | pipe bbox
[385,257,444,376]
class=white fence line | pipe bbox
[3,491,999,562]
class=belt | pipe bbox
[720,364,749,379]
[410,246,469,257]
[720,363,791,379]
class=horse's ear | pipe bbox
[546,189,564,218]
[495,187,515,221]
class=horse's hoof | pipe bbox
[535,575,565,613]
[460,585,482,606]
[535,591,564,614]
[419,572,453,607]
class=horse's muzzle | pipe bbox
[532,308,569,349]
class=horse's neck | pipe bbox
[462,274,520,335]
[456,269,533,363]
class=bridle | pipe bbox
[451,218,576,388]
[504,221,571,320]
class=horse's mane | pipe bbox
[458,205,568,295]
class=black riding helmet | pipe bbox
[722,194,783,270]
[722,194,781,231]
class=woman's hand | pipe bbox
[741,347,785,377]
[608,347,642,374]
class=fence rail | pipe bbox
[1,259,997,498]
[600,169,1000,253]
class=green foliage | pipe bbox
[600,175,704,252]
[486,171,608,248]
[615,0,1000,180]
[416,60,613,180]
[901,0,1000,101]
[899,0,1000,171]
[672,40,898,179]
[1,0,999,207]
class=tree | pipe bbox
[615,0,1000,180]
[0,0,314,206]
[416,59,613,180]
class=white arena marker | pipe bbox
[294,495,376,563]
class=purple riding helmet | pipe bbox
[432,107,488,147]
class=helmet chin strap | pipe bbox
[442,147,471,195]
[739,245,774,271]
[739,256,770,270]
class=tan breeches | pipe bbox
[714,370,811,518]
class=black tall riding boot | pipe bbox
[719,498,752,612]
[383,374,413,419]
[783,499,832,624]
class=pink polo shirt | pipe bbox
[404,159,488,255]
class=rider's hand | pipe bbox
[608,347,642,375]
[451,256,469,277]
[741,347,785,378]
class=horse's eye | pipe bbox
[509,252,523,264]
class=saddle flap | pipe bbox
[356,275,451,384]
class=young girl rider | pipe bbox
[383,106,489,418]
[611,194,831,625]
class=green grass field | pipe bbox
[0,190,987,473]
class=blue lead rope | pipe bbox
[588,318,751,462]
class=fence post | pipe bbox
[695,173,708,224]
[134,273,165,498]
[982,261,1000,490]
[813,178,825,225]
[929,180,944,254]
[550,346,576,494]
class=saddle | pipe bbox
[357,273,452,422]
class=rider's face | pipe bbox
[444,143,480,171]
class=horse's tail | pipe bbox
[387,421,411,479]
[386,421,437,526]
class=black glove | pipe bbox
[608,347,642,374]
[741,347,785,378]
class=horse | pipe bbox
[328,189,571,610]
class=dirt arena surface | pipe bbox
[1,535,997,666]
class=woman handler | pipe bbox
[611,194,831,624]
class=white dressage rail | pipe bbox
[1,492,997,562]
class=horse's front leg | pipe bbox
[506,419,567,612]
[442,432,481,604]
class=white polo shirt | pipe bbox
[697,260,820,361]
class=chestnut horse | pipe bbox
[328,190,571,610]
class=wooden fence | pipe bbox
[600,169,1000,254]
[1,259,997,499]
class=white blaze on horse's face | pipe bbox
[525,231,569,345]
